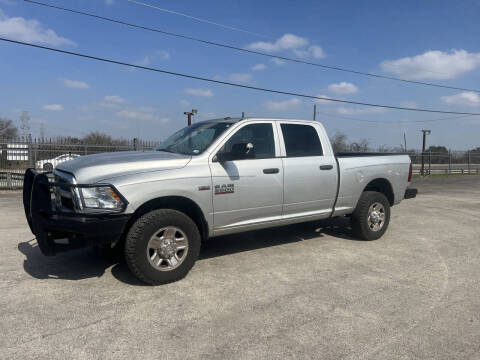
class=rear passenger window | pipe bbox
[281,124,323,157]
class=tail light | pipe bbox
[408,163,413,182]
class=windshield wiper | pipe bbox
[156,148,176,153]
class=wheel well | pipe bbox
[363,178,394,205]
[122,196,209,242]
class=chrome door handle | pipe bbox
[263,168,280,174]
[319,165,333,170]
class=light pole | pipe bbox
[421,129,431,176]
[184,109,198,126]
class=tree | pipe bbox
[20,111,31,138]
[330,131,349,152]
[426,145,448,154]
[82,132,112,145]
[0,118,18,138]
[350,139,370,152]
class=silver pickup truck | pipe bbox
[23,117,417,284]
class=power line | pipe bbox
[315,110,477,124]
[23,0,480,94]
[126,0,273,39]
[3,36,480,116]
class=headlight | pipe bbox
[73,185,126,213]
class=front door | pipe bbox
[209,122,283,231]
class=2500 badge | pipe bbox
[215,184,234,195]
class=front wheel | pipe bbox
[351,191,391,241]
[124,209,201,285]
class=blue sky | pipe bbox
[1,0,480,149]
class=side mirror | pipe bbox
[214,142,254,162]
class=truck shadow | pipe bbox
[18,216,356,286]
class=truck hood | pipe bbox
[56,151,191,183]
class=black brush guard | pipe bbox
[23,168,130,256]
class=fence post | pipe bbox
[468,150,471,175]
[28,140,33,168]
[84,144,87,155]
[7,172,12,189]
[428,150,431,176]
[34,139,38,166]
[448,150,451,175]
[133,138,138,151]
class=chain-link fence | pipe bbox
[1,137,479,189]
[0,137,157,189]
[409,150,480,176]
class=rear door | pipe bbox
[278,122,337,218]
[209,121,283,231]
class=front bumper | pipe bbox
[404,188,418,199]
[23,169,130,256]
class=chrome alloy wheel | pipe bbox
[367,202,386,232]
[146,227,189,271]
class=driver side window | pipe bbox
[220,123,275,160]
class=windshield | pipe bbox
[155,121,233,155]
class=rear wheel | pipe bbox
[124,209,200,285]
[351,191,390,240]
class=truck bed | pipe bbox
[336,152,406,157]
[333,153,411,216]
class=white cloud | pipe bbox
[265,98,302,111]
[228,73,253,84]
[314,94,332,105]
[104,95,125,104]
[380,50,480,80]
[63,79,89,89]
[293,45,326,59]
[184,88,213,97]
[400,101,418,109]
[270,58,285,66]
[179,99,190,106]
[248,34,308,52]
[116,108,169,123]
[135,50,170,66]
[43,104,63,111]
[0,10,75,46]
[247,33,325,59]
[441,92,480,107]
[308,45,325,59]
[328,82,359,94]
[105,0,114,4]
[337,107,386,115]
[251,63,266,71]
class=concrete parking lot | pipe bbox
[1,176,479,360]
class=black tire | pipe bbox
[351,191,391,241]
[124,209,201,285]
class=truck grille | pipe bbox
[54,171,76,212]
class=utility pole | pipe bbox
[403,132,407,152]
[421,129,431,176]
[313,104,317,121]
[184,109,198,126]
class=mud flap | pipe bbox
[22,168,36,233]
[30,171,57,256]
